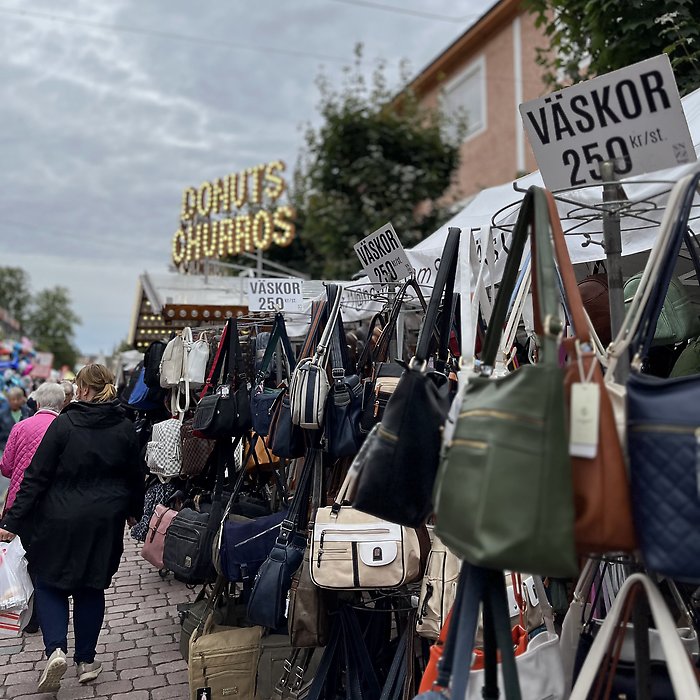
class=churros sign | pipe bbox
[171,160,296,265]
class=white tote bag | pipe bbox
[570,573,700,700]
[187,331,210,388]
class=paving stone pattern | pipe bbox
[0,534,196,700]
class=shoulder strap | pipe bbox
[223,318,245,385]
[300,301,328,359]
[313,284,343,369]
[255,313,296,384]
[200,324,229,396]
[329,285,352,382]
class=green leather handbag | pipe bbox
[433,186,577,578]
[624,273,700,346]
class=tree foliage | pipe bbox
[0,267,32,331]
[288,47,464,279]
[26,286,81,369]
[526,0,700,96]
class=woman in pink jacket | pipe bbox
[1,383,66,513]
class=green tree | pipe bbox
[27,287,81,369]
[0,267,32,331]
[287,47,464,279]
[527,0,700,95]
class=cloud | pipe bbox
[0,0,491,353]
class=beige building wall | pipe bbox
[414,5,548,203]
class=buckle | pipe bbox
[331,368,345,380]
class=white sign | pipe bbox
[246,278,304,313]
[519,54,695,191]
[354,222,414,285]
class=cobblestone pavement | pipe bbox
[0,533,196,700]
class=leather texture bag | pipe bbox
[141,503,179,570]
[163,442,230,584]
[160,330,189,388]
[193,319,252,439]
[351,228,460,528]
[250,314,294,437]
[416,530,460,641]
[624,272,700,346]
[146,417,183,480]
[323,284,364,458]
[289,286,343,429]
[189,619,263,700]
[578,273,611,347]
[180,419,216,478]
[434,188,577,578]
[127,365,164,411]
[310,471,423,590]
[570,573,700,700]
[616,170,700,581]
[546,191,636,555]
[670,336,700,377]
[143,340,167,389]
[246,453,315,629]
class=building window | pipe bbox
[442,56,487,142]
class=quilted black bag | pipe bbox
[193,318,252,439]
[352,228,460,528]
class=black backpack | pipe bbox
[143,340,167,388]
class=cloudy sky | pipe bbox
[0,0,494,354]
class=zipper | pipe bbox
[629,424,698,435]
[459,408,544,426]
[451,437,488,450]
[233,523,281,548]
[377,425,399,442]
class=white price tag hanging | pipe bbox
[569,342,600,459]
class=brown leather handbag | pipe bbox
[546,191,636,554]
[578,273,611,347]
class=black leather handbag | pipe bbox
[351,228,460,528]
[193,318,252,439]
[163,442,233,585]
[250,314,295,437]
[246,451,316,629]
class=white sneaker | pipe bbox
[77,661,102,684]
[37,648,68,693]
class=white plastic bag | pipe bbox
[0,538,33,612]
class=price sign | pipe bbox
[519,54,695,191]
[246,278,304,313]
[354,223,414,286]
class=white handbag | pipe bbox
[187,331,210,389]
[570,573,700,700]
[160,331,188,389]
[289,287,343,429]
[416,529,460,640]
[146,417,183,480]
[309,472,422,590]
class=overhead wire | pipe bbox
[327,0,481,23]
[0,5,350,64]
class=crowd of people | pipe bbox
[0,365,144,694]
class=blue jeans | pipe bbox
[34,578,105,663]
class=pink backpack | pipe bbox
[141,504,179,570]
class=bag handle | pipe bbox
[300,301,328,360]
[312,284,343,369]
[570,573,700,700]
[414,228,461,366]
[328,285,351,384]
[200,324,230,397]
[277,452,316,545]
[254,313,296,385]
[222,318,245,385]
[481,187,560,370]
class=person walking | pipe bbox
[1,382,64,514]
[0,364,145,694]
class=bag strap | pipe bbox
[570,573,700,700]
[255,313,296,385]
[307,616,343,700]
[222,318,245,385]
[328,285,351,385]
[300,301,328,360]
[380,625,409,700]
[313,284,343,369]
[482,187,560,370]
[201,324,229,397]
[414,228,461,365]
[277,453,315,545]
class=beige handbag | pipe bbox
[188,612,263,700]
[310,472,422,590]
[416,529,460,640]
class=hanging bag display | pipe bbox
[289,286,343,429]
[246,452,315,629]
[187,331,210,389]
[570,573,700,700]
[146,416,183,480]
[607,169,700,581]
[180,419,216,478]
[545,190,636,555]
[192,318,252,439]
[351,228,460,529]
[309,470,423,590]
[143,339,168,389]
[434,187,577,578]
[250,314,295,437]
[141,502,180,570]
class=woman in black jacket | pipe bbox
[0,364,145,694]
